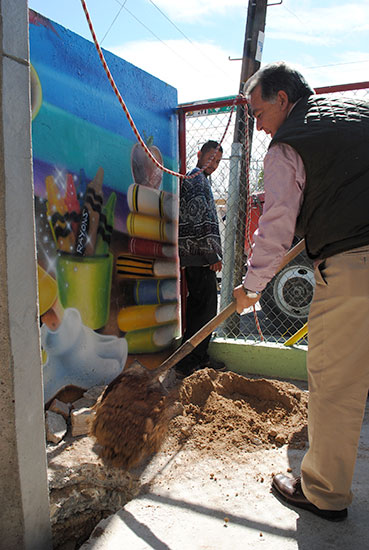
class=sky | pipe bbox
[28,0,369,104]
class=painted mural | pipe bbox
[29,11,179,403]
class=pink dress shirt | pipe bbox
[243,142,306,292]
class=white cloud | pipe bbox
[263,2,369,87]
[112,39,241,103]
[286,55,369,90]
[266,31,337,47]
[151,0,246,21]
[267,2,369,43]
[108,1,369,103]
[144,0,369,35]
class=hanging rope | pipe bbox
[80,0,263,340]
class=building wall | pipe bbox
[29,12,180,403]
[0,1,52,548]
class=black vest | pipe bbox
[270,95,369,259]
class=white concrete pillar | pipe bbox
[0,1,52,548]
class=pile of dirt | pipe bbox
[162,368,308,458]
[91,367,308,470]
[48,368,308,549]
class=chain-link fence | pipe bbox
[178,83,369,345]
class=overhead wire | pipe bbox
[146,0,235,79]
[280,3,305,26]
[278,3,369,71]
[80,0,263,340]
[124,4,210,76]
[146,0,198,43]
[100,0,235,83]
[80,0,241,180]
[100,0,127,44]
[105,0,217,80]
[308,59,369,69]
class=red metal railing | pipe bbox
[177,81,369,174]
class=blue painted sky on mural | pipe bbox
[28,0,369,103]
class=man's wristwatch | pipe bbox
[242,287,260,299]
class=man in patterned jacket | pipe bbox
[177,140,226,378]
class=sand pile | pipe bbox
[163,368,308,458]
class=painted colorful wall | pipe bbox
[29,11,179,403]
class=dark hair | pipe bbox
[244,61,314,103]
[200,140,223,155]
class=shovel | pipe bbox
[91,238,306,469]
[144,236,306,382]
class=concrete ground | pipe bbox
[79,385,369,550]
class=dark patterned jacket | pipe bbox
[178,167,222,267]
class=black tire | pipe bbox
[260,247,315,331]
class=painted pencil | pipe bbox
[116,255,177,279]
[127,183,178,221]
[132,279,177,305]
[126,212,176,243]
[125,324,177,354]
[117,303,178,332]
[119,235,176,259]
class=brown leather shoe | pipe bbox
[272,474,348,522]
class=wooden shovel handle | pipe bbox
[153,238,306,379]
[277,238,305,271]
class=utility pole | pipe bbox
[223,0,268,337]
[234,0,268,141]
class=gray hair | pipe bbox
[244,61,314,103]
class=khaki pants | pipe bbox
[301,245,369,510]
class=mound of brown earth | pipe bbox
[163,368,308,457]
[48,368,308,548]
